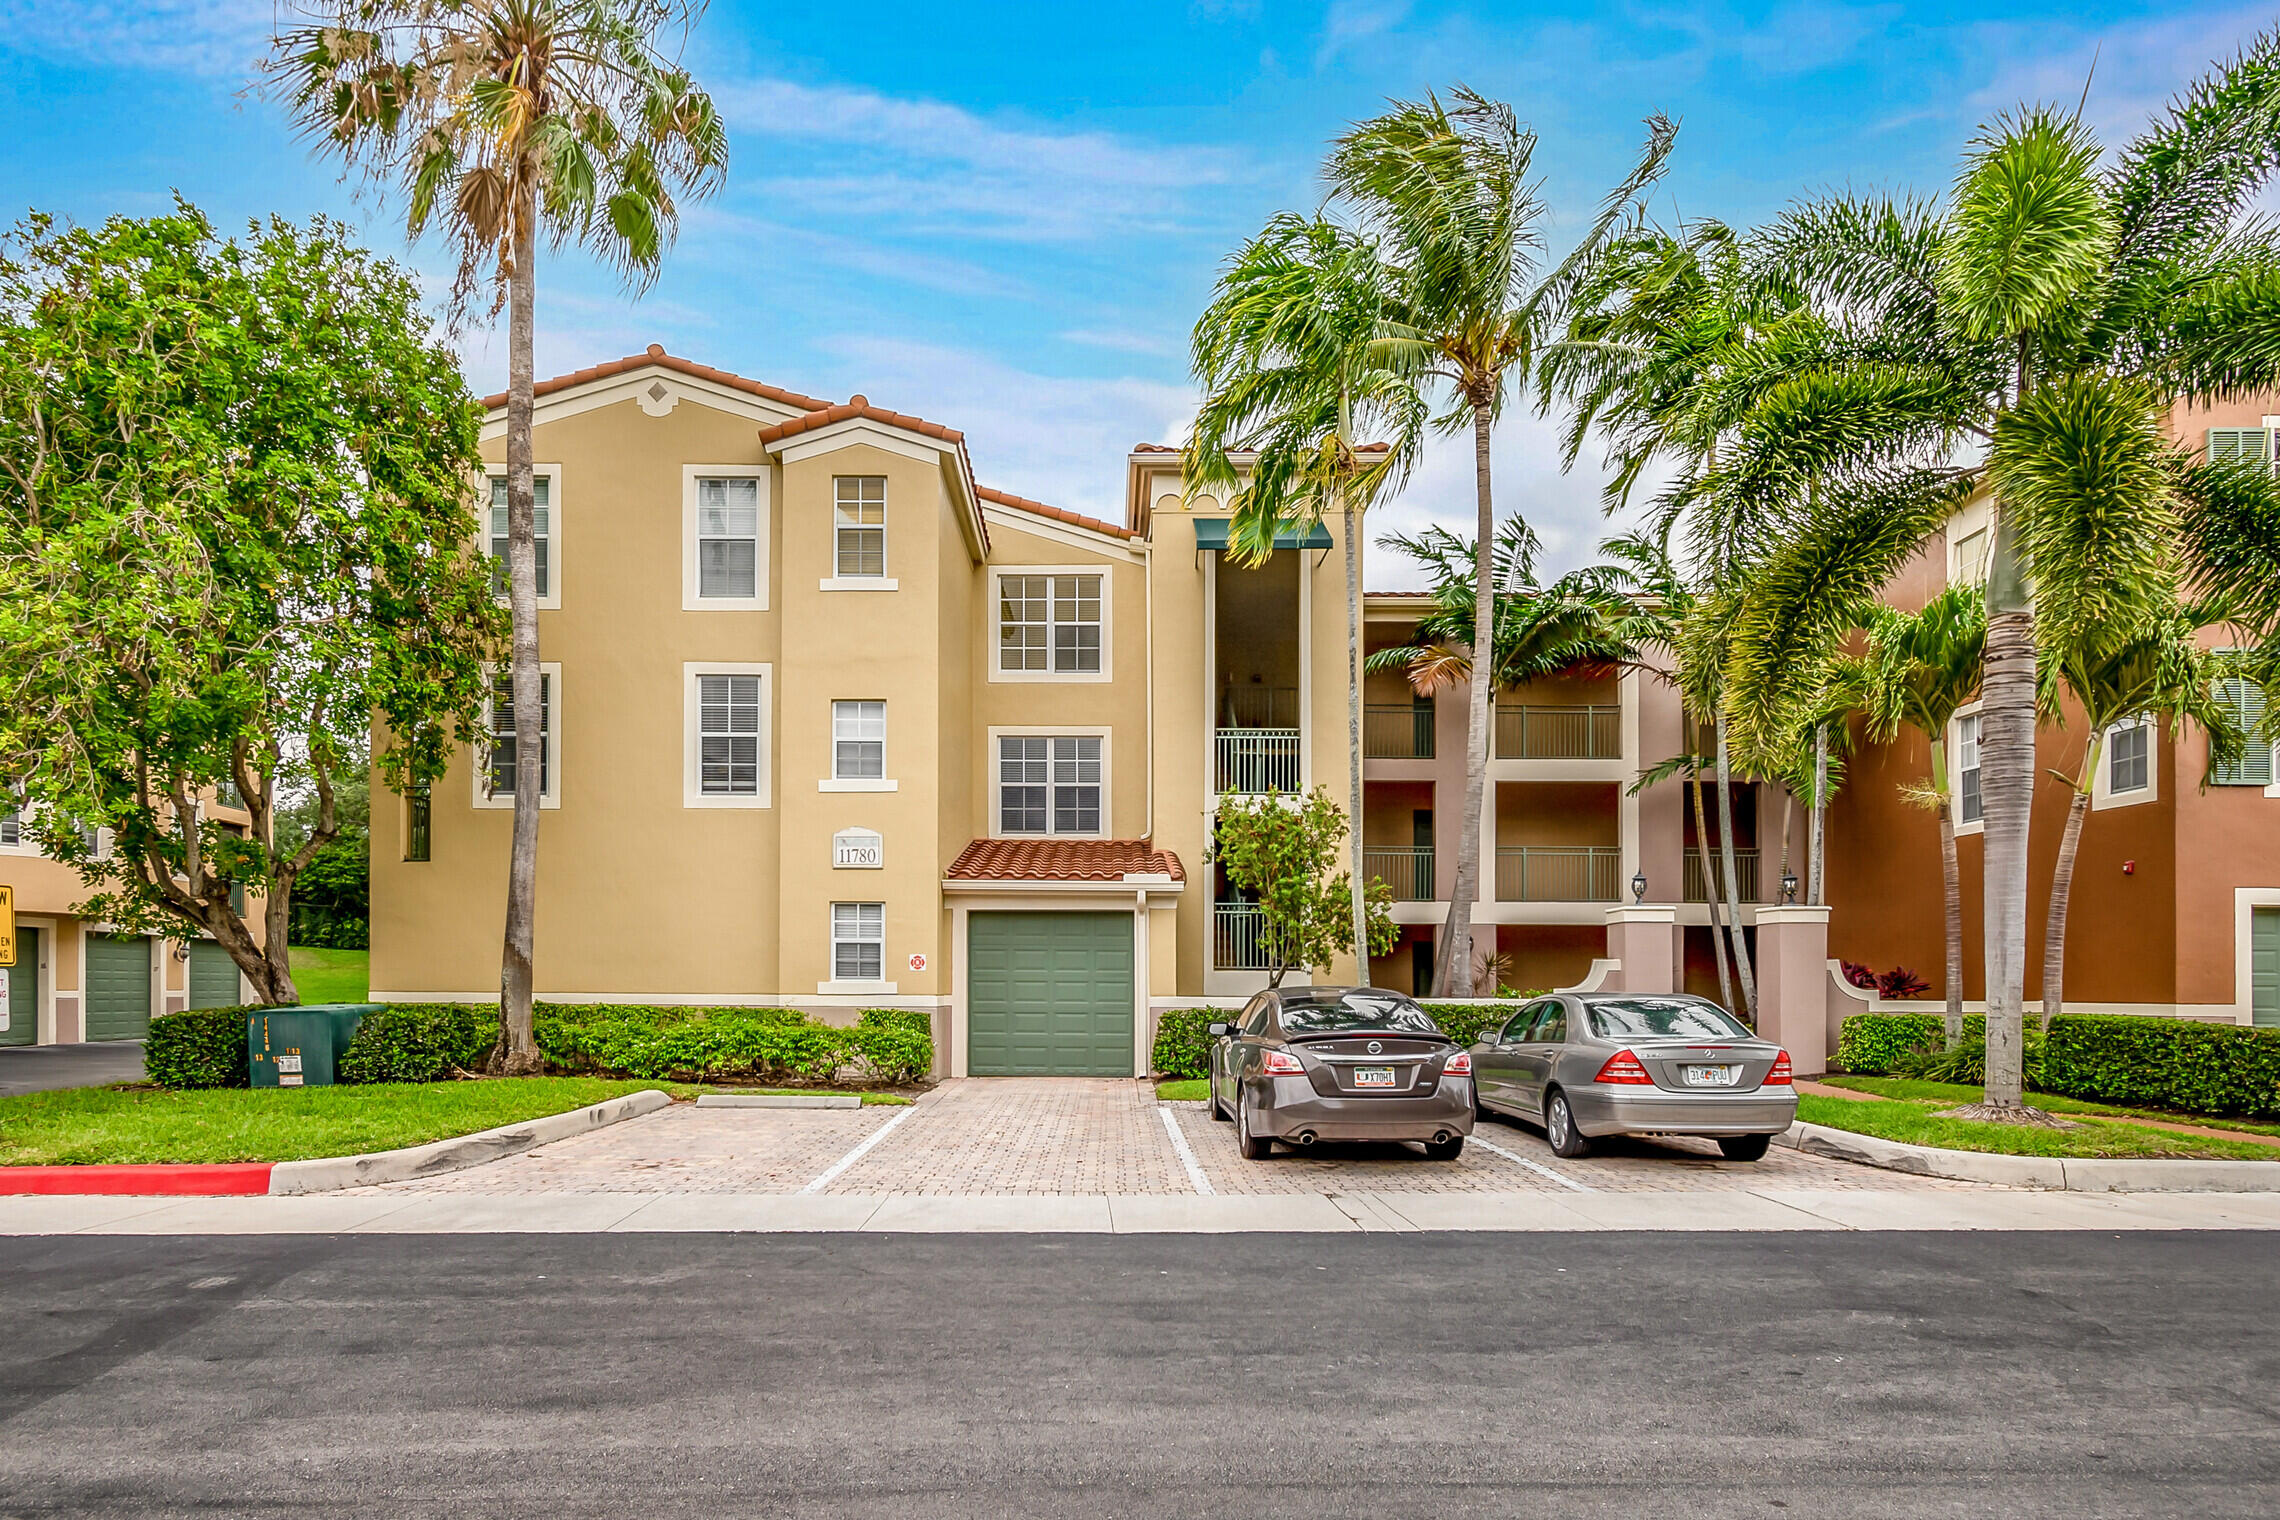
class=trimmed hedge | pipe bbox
[2041,1013,2280,1120]
[144,1006,257,1090]
[1150,999,1541,1078]
[337,1003,495,1084]
[1837,1013,1965,1075]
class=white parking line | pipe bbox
[1469,1134,1596,1193]
[799,1108,916,1194]
[1157,1106,1215,1196]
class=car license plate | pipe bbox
[1353,1066,1397,1088]
[1684,1064,1739,1087]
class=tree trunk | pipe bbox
[494,203,544,1076]
[1342,492,1369,986]
[1714,714,1758,1023]
[2042,736,2099,1028]
[1978,502,2035,1110]
[1930,737,1964,1049]
[1690,770,1734,1016]
[1809,723,1828,906]
[1435,402,1498,998]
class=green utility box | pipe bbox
[248,1004,380,1089]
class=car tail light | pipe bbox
[1764,1050,1793,1085]
[1443,1050,1472,1076]
[1261,1049,1305,1076]
[1593,1049,1654,1085]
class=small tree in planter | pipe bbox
[1211,787,1396,988]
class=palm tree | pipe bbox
[2038,605,2242,1020]
[1712,45,2280,1116]
[1860,586,1986,1045]
[1323,91,1675,996]
[267,0,726,1070]
[1187,215,1426,975]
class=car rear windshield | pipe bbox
[1279,992,1442,1035]
[1586,999,1752,1041]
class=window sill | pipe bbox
[819,577,897,592]
[988,668,1112,684]
[990,831,1107,842]
[684,596,768,612]
[816,979,898,996]
[471,795,562,811]
[685,792,773,810]
[820,779,898,793]
[2091,786,2156,813]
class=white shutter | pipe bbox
[2215,678,2273,786]
[2207,428,2274,465]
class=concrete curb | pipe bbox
[266,1090,672,1196]
[695,1093,860,1109]
[1776,1121,2280,1192]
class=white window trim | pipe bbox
[487,464,563,612]
[473,661,563,810]
[825,699,894,791]
[831,475,890,585]
[988,565,1114,684]
[682,465,771,612]
[820,902,896,996]
[2236,888,2280,1024]
[988,726,1112,839]
[1945,498,1992,589]
[2091,715,2158,812]
[1951,703,1984,838]
[682,662,772,809]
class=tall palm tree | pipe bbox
[1714,43,2280,1116]
[1324,91,1674,996]
[267,0,726,1070]
[1860,586,1986,1045]
[1187,215,1427,974]
[2038,605,2241,1019]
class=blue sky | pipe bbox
[0,0,2269,580]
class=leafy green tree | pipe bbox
[1325,90,1673,997]
[267,0,728,1070]
[1211,788,1396,988]
[0,206,498,1004]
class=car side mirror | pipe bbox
[1207,1023,1232,1039]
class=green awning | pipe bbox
[1190,517,1333,552]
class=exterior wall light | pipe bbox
[1781,869,1799,904]
[1630,870,1647,904]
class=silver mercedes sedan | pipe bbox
[1469,993,1796,1161]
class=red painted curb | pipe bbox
[0,1164,275,1197]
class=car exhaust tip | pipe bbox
[1431,1130,1452,1146]
[1295,1131,1317,1146]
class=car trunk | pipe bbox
[1627,1040,1780,1094]
[1287,1035,1450,1097]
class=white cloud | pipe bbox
[0,0,275,75]
[1315,0,1414,70]
[1961,5,2275,144]
[1059,328,1184,357]
[680,205,1031,299]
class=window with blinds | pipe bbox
[699,675,762,794]
[834,477,886,577]
[2107,719,2150,794]
[832,902,885,981]
[695,478,760,598]
[489,475,552,598]
[2215,677,2274,786]
[0,806,17,847]
[833,700,885,779]
[2208,428,2276,468]
[1957,713,1983,823]
[488,672,551,797]
[998,735,1103,835]
[998,573,1103,673]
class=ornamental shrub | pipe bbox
[850,1010,935,1084]
[1417,999,1541,1048]
[338,1003,494,1084]
[145,1006,256,1090]
[2041,1014,2280,1119]
[1835,1013,1953,1074]
[532,1004,931,1086]
[1151,1008,1234,1078]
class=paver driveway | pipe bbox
[376,1078,1979,1197]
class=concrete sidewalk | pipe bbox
[4,1185,2277,1235]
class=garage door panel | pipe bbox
[968,911,1133,1077]
[1,926,35,1046]
[85,932,153,1042]
[187,941,241,1009]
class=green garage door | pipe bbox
[84,932,153,1042]
[968,911,1134,1076]
[187,941,241,1009]
[2255,907,2280,1028]
[1,926,35,1046]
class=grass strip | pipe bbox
[1819,1076,2280,1140]
[1795,1094,2280,1161]
[1155,1079,1210,1102]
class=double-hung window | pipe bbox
[835,477,886,578]
[998,573,1103,675]
[998,736,1103,835]
[1957,712,1983,826]
[699,675,763,795]
[2214,675,2275,787]
[489,473,552,600]
[487,671,552,800]
[831,903,885,982]
[695,477,760,599]
[2107,718,2150,795]
[833,701,885,780]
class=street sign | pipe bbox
[0,885,13,968]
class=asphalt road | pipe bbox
[0,1041,143,1097]
[1,1231,2274,1518]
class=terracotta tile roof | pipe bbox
[1131,442,1180,453]
[976,486,1135,541]
[483,345,830,413]
[947,838,1184,882]
[756,394,966,448]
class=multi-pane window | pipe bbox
[998,736,1103,835]
[832,700,885,779]
[2215,676,2275,786]
[834,477,886,577]
[1957,713,1983,824]
[1952,527,1989,585]
[699,675,763,795]
[832,903,885,982]
[696,477,760,598]
[404,785,432,862]
[2108,719,2150,795]
[0,806,17,847]
[489,475,552,598]
[488,672,552,797]
[998,574,1103,674]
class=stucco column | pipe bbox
[1602,905,1677,994]
[1754,904,1832,1075]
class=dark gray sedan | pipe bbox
[1470,993,1795,1161]
[1207,987,1474,1159]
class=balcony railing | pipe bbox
[1684,847,1761,903]
[1218,684,1298,729]
[1213,903,1290,972]
[1494,704,1621,759]
[1215,729,1301,794]
[1363,704,1435,759]
[1363,845,1435,901]
[1495,845,1621,902]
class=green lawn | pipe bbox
[1819,1075,2280,1140]
[288,945,369,1004]
[1155,1078,1210,1102]
[1795,1094,2280,1161]
[0,1077,696,1167]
